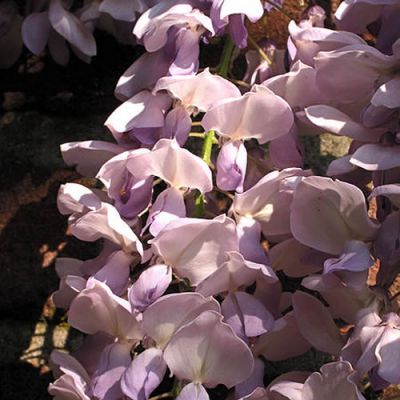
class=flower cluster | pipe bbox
[13,0,400,399]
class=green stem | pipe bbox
[195,36,235,217]
[217,36,235,78]
[202,130,215,167]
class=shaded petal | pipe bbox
[371,77,400,109]
[302,361,365,400]
[163,310,254,388]
[57,183,102,215]
[129,264,172,312]
[255,312,311,361]
[21,12,51,54]
[121,348,167,400]
[196,251,276,297]
[91,342,132,400]
[143,292,220,349]
[290,176,379,254]
[151,215,238,285]
[68,279,142,340]
[105,91,171,133]
[202,85,293,144]
[154,68,240,112]
[127,139,212,193]
[269,238,322,278]
[177,383,210,400]
[145,187,186,237]
[49,0,96,56]
[71,203,143,255]
[293,291,344,355]
[369,184,400,208]
[93,250,132,295]
[305,105,382,142]
[216,140,247,193]
[323,240,374,274]
[222,292,274,339]
[351,144,400,171]
[61,140,123,177]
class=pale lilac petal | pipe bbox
[323,240,374,274]
[235,358,265,399]
[55,258,83,278]
[369,184,400,208]
[145,187,186,237]
[362,103,397,127]
[202,85,294,144]
[255,312,311,361]
[163,106,191,145]
[222,292,274,339]
[269,126,304,169]
[133,4,198,50]
[48,374,90,400]
[154,68,240,112]
[269,238,322,278]
[327,155,359,176]
[302,361,365,400]
[236,217,268,264]
[371,77,400,108]
[127,139,212,194]
[293,291,344,355]
[73,332,114,376]
[220,0,264,22]
[196,251,276,297]
[234,168,310,239]
[302,274,371,324]
[49,351,90,400]
[51,350,90,384]
[268,381,303,400]
[70,203,143,255]
[96,149,153,219]
[163,310,254,388]
[263,61,326,108]
[290,176,380,254]
[334,0,392,33]
[128,264,172,312]
[121,348,167,400]
[105,91,171,133]
[151,215,238,285]
[57,183,102,215]
[376,325,400,383]
[99,0,146,21]
[115,50,172,101]
[305,105,382,142]
[21,12,51,54]
[216,140,247,193]
[239,387,269,400]
[49,0,96,56]
[288,21,366,66]
[350,144,400,171]
[91,342,132,400]
[315,45,393,103]
[68,279,142,340]
[61,140,123,177]
[177,383,210,400]
[143,292,220,349]
[52,275,87,309]
[93,250,132,295]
